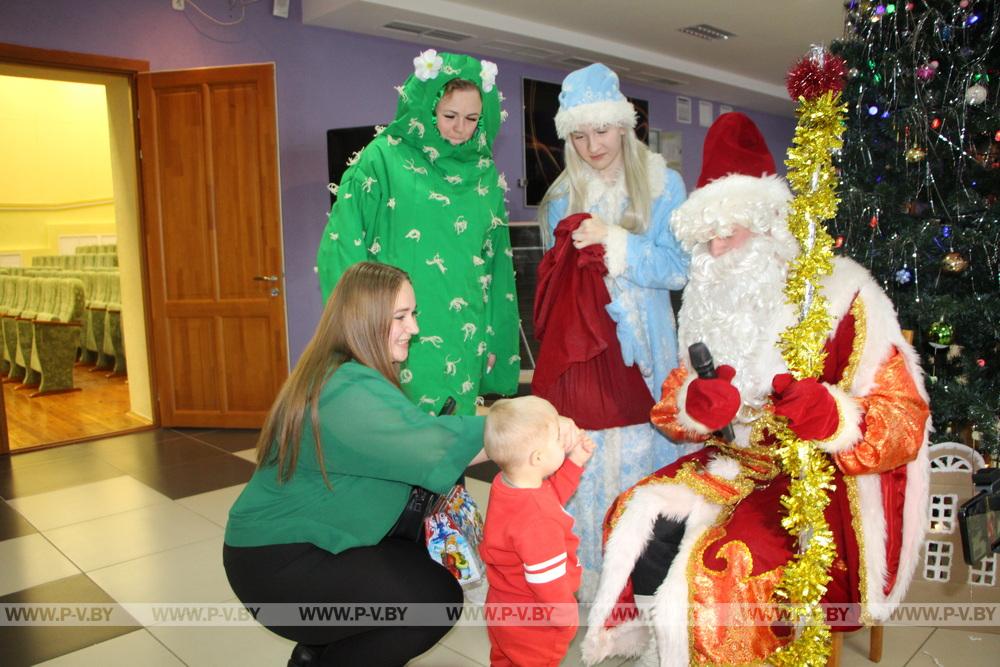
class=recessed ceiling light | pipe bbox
[678,24,736,41]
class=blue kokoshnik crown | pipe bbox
[554,63,637,139]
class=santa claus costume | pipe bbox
[582,113,931,666]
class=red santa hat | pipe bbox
[671,112,793,252]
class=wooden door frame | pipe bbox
[0,42,161,448]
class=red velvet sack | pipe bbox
[531,213,654,430]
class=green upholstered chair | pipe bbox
[77,270,100,364]
[0,275,15,374]
[16,278,59,387]
[12,277,46,384]
[103,271,126,375]
[84,271,112,369]
[30,278,86,395]
[2,276,30,380]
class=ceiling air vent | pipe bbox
[482,40,559,58]
[383,21,430,35]
[382,22,472,42]
[650,76,684,86]
[513,45,559,58]
[560,56,593,68]
[678,24,735,41]
[423,28,472,42]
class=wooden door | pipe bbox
[138,63,287,427]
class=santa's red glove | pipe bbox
[684,365,740,431]
[771,374,839,441]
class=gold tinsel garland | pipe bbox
[770,89,848,667]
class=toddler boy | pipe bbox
[480,396,594,666]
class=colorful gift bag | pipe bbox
[424,485,485,586]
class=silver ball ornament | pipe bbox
[965,84,988,105]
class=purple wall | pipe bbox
[1,0,794,362]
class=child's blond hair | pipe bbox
[484,396,558,469]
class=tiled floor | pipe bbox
[0,428,996,666]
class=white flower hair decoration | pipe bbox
[480,60,498,92]
[413,49,443,81]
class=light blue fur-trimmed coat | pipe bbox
[540,151,690,575]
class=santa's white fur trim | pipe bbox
[604,225,629,278]
[821,257,929,403]
[817,383,863,454]
[648,496,721,667]
[705,454,740,480]
[820,257,931,613]
[674,375,714,436]
[858,437,930,618]
[583,482,703,664]
[670,174,794,252]
[555,99,637,139]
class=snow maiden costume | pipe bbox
[316,51,518,415]
[582,114,931,666]
[535,64,690,582]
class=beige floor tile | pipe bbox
[8,476,169,531]
[44,502,222,571]
[439,616,493,665]
[561,625,630,666]
[177,483,245,527]
[88,536,233,605]
[410,641,487,666]
[838,625,934,667]
[0,533,81,597]
[905,628,1000,666]
[147,625,295,666]
[34,629,185,666]
[232,448,256,463]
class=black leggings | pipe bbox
[223,538,462,666]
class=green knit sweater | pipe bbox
[225,362,484,554]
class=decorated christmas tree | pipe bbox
[832,0,999,460]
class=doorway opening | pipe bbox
[0,62,155,452]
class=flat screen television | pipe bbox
[326,125,385,207]
[522,78,649,208]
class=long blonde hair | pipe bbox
[538,128,652,246]
[256,262,410,486]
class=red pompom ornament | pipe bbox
[786,48,847,101]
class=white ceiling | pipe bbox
[302,0,847,117]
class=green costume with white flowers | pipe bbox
[316,51,519,415]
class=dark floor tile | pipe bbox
[127,453,255,499]
[0,442,98,473]
[186,429,261,453]
[0,499,37,540]
[84,432,223,476]
[85,428,191,448]
[0,574,140,667]
[167,427,220,436]
[466,460,500,483]
[0,455,126,500]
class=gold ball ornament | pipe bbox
[942,251,969,273]
[905,146,927,162]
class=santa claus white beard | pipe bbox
[678,235,797,411]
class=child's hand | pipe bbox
[557,417,578,453]
[567,430,596,467]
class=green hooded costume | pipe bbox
[316,51,519,415]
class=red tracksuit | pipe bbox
[479,460,583,666]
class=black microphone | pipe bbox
[438,396,457,416]
[687,342,736,443]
